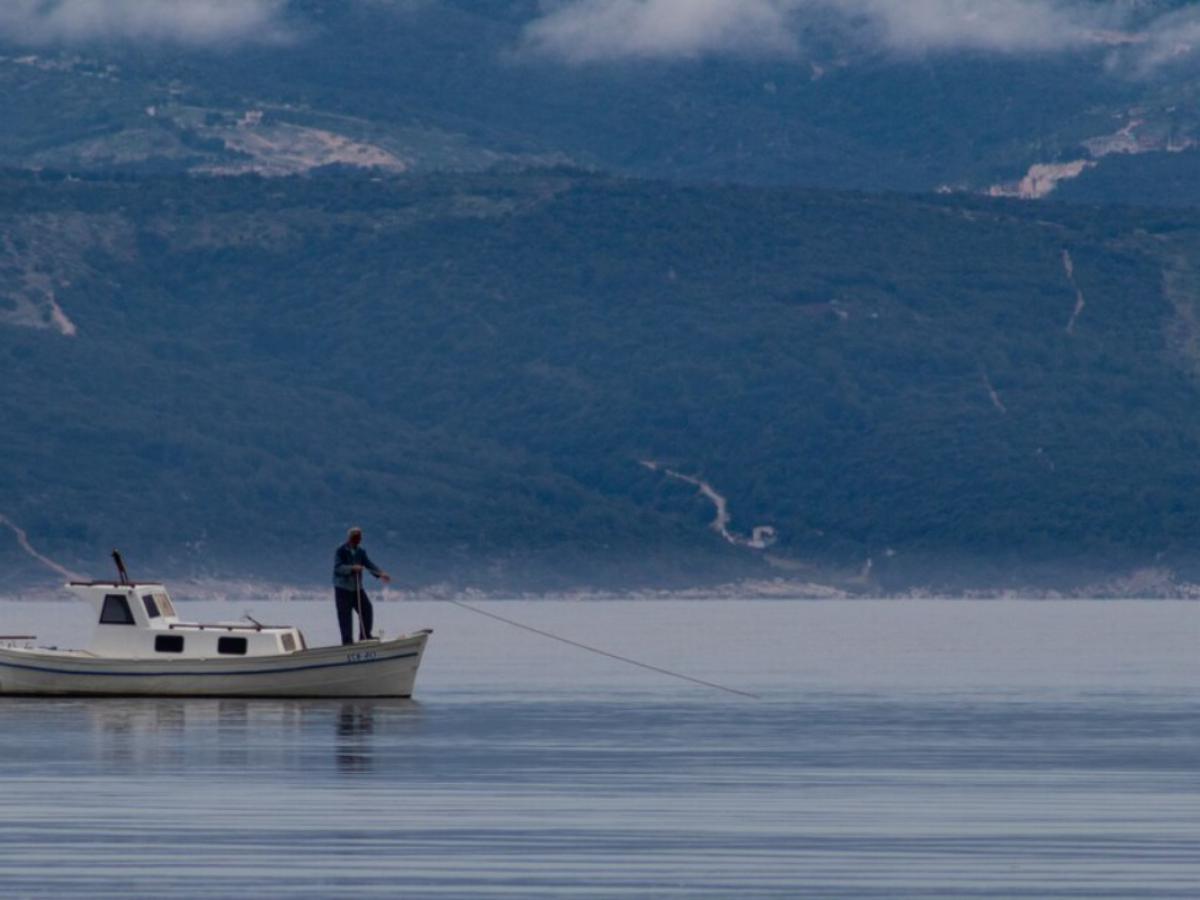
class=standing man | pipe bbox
[333,527,391,645]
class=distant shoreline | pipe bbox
[6,572,1200,604]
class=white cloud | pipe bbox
[842,0,1121,55]
[523,0,800,63]
[0,0,292,46]
[1128,5,1200,72]
[521,0,1197,67]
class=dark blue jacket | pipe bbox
[333,542,382,591]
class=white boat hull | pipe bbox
[0,631,431,698]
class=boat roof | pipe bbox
[68,581,166,588]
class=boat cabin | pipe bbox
[67,582,307,660]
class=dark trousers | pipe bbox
[335,586,374,645]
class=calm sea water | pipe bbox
[0,598,1197,898]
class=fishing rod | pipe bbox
[356,567,366,640]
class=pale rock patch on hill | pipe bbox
[1083,117,1196,159]
[641,460,777,550]
[195,112,409,177]
[0,265,77,336]
[0,213,135,337]
[979,365,1007,414]
[988,160,1095,200]
[987,115,1197,200]
[1063,249,1087,335]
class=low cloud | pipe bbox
[523,0,800,63]
[1128,5,1200,72]
[522,0,1199,68]
[0,0,292,47]
[844,0,1122,54]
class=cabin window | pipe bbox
[280,633,296,652]
[218,636,247,655]
[99,594,136,625]
[155,635,184,653]
[155,594,176,618]
[142,595,161,619]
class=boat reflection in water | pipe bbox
[72,696,419,774]
[336,703,376,773]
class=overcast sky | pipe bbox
[521,0,1192,66]
[1,0,1197,74]
[0,0,290,46]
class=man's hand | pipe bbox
[351,564,364,573]
[380,572,392,584]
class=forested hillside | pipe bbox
[4,169,1200,591]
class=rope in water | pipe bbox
[444,597,759,700]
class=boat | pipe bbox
[0,573,432,698]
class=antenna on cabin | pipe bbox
[111,549,131,585]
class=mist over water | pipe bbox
[0,599,1197,897]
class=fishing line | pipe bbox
[444,597,759,700]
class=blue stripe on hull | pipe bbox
[0,650,419,679]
